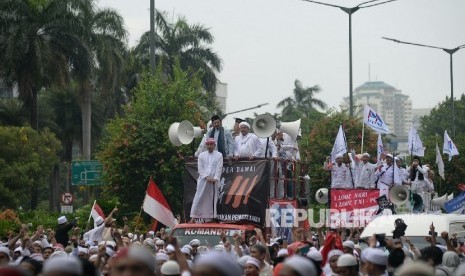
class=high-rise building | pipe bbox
[342,81,413,153]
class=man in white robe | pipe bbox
[234,122,262,159]
[350,151,376,189]
[375,154,402,198]
[324,154,353,189]
[190,138,223,222]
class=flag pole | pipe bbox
[341,124,355,188]
[88,200,96,223]
[361,122,365,154]
[136,177,152,232]
[85,200,96,231]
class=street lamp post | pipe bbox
[302,0,397,117]
[382,37,465,137]
[150,0,156,75]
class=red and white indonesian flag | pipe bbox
[91,201,105,220]
[143,178,177,229]
[364,105,389,134]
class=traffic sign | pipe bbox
[61,192,73,205]
[71,160,103,185]
[61,205,73,214]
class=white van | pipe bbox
[360,214,465,248]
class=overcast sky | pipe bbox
[98,0,465,127]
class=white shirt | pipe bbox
[258,137,277,158]
[376,163,402,187]
[325,162,352,189]
[277,133,300,161]
[234,133,262,158]
[353,161,377,189]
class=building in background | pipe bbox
[412,108,431,127]
[215,81,227,114]
[342,81,413,154]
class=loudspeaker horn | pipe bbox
[168,120,200,146]
[432,194,449,208]
[253,114,277,138]
[315,188,329,204]
[278,119,301,141]
[389,185,409,205]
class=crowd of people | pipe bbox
[2,213,465,276]
[324,150,437,211]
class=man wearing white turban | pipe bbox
[234,122,262,160]
[324,154,352,189]
[190,138,223,222]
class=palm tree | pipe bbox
[133,11,222,97]
[0,98,28,126]
[71,0,127,160]
[277,79,327,120]
[0,0,86,129]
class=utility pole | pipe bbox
[150,0,156,75]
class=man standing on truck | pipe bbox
[196,115,235,158]
[190,138,223,223]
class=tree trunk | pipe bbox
[49,164,60,212]
[81,80,92,160]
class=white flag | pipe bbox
[436,143,445,180]
[408,127,425,157]
[330,125,347,163]
[443,130,459,161]
[377,132,384,163]
[363,105,390,134]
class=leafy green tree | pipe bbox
[300,111,377,197]
[39,84,106,162]
[277,80,326,121]
[0,126,61,209]
[420,95,465,137]
[0,98,28,126]
[133,11,222,102]
[97,66,211,215]
[419,95,465,194]
[0,0,85,128]
[71,0,127,160]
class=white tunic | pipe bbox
[324,162,353,189]
[408,166,434,193]
[83,222,106,243]
[277,133,300,161]
[190,150,223,219]
[353,161,377,189]
[258,137,278,158]
[234,133,262,158]
[376,164,402,197]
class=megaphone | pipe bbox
[253,114,277,138]
[278,119,301,141]
[168,120,202,146]
[315,188,329,204]
[432,194,449,209]
[389,185,409,205]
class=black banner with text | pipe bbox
[184,159,270,226]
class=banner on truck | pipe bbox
[184,159,270,225]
